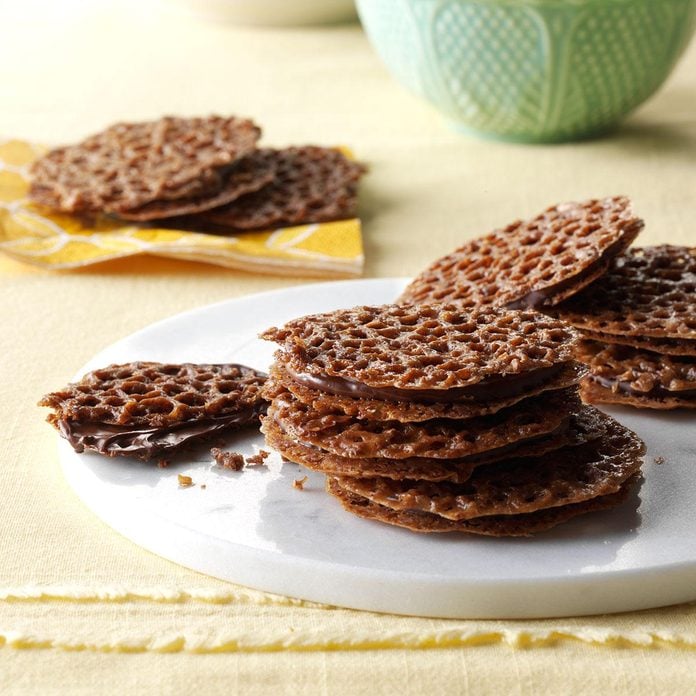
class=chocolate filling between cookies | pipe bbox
[284,363,566,404]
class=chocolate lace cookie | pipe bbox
[335,416,644,521]
[39,361,267,460]
[266,358,586,422]
[327,476,637,537]
[577,341,696,409]
[198,146,367,231]
[114,151,277,221]
[262,303,579,392]
[267,387,578,460]
[29,115,261,214]
[399,196,643,309]
[262,406,606,483]
[554,245,696,344]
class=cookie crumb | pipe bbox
[157,459,170,469]
[178,474,194,488]
[211,447,245,471]
[246,449,270,467]
[293,476,309,491]
[200,484,207,490]
[653,456,666,465]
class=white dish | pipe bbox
[60,278,696,619]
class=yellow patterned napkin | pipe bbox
[0,140,363,277]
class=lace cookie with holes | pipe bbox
[554,245,696,346]
[327,475,638,537]
[265,386,579,460]
[398,195,643,309]
[198,146,366,231]
[261,303,580,392]
[39,362,267,461]
[261,406,606,484]
[333,415,644,523]
[114,149,277,221]
[577,340,696,410]
[29,116,262,215]
[260,301,645,536]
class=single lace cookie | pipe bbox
[262,303,580,395]
[399,196,643,309]
[197,146,366,230]
[29,115,261,214]
[39,362,267,460]
[577,341,696,410]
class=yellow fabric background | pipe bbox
[1,1,695,693]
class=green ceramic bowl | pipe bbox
[356,0,696,142]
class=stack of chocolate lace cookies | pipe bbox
[261,304,645,536]
[400,196,695,410]
[29,115,366,230]
[39,362,268,461]
[554,246,696,409]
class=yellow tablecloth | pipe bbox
[1,2,695,693]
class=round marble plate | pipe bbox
[59,278,696,619]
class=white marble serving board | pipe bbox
[59,278,696,619]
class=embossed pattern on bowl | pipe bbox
[357,0,696,141]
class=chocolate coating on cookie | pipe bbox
[54,414,257,460]
[39,361,267,460]
[265,359,586,422]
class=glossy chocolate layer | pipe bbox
[590,375,696,400]
[57,410,259,460]
[285,363,566,404]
